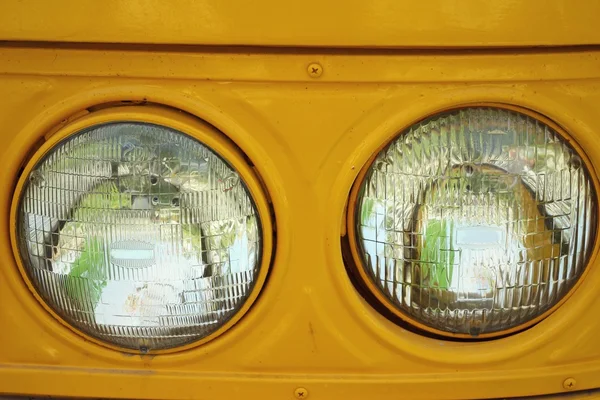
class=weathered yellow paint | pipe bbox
[0,0,600,47]
[1,1,600,397]
[0,44,599,399]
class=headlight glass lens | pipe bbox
[354,107,597,337]
[17,122,262,350]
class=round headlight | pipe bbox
[349,106,597,338]
[15,116,268,351]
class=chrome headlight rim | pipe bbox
[345,103,599,340]
[9,104,274,354]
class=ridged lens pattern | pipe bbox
[356,108,597,336]
[18,122,262,350]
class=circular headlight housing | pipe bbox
[349,106,597,338]
[14,111,270,351]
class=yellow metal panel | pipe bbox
[1,46,600,399]
[0,0,600,47]
[2,46,600,82]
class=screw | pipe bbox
[307,63,323,78]
[294,387,308,398]
[563,378,576,390]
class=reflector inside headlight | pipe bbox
[16,122,263,350]
[353,107,597,337]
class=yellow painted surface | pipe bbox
[2,0,600,392]
[1,0,600,47]
[0,44,599,399]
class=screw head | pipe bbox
[307,63,323,78]
[563,378,576,390]
[294,387,309,398]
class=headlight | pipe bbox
[349,106,597,338]
[14,117,268,351]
